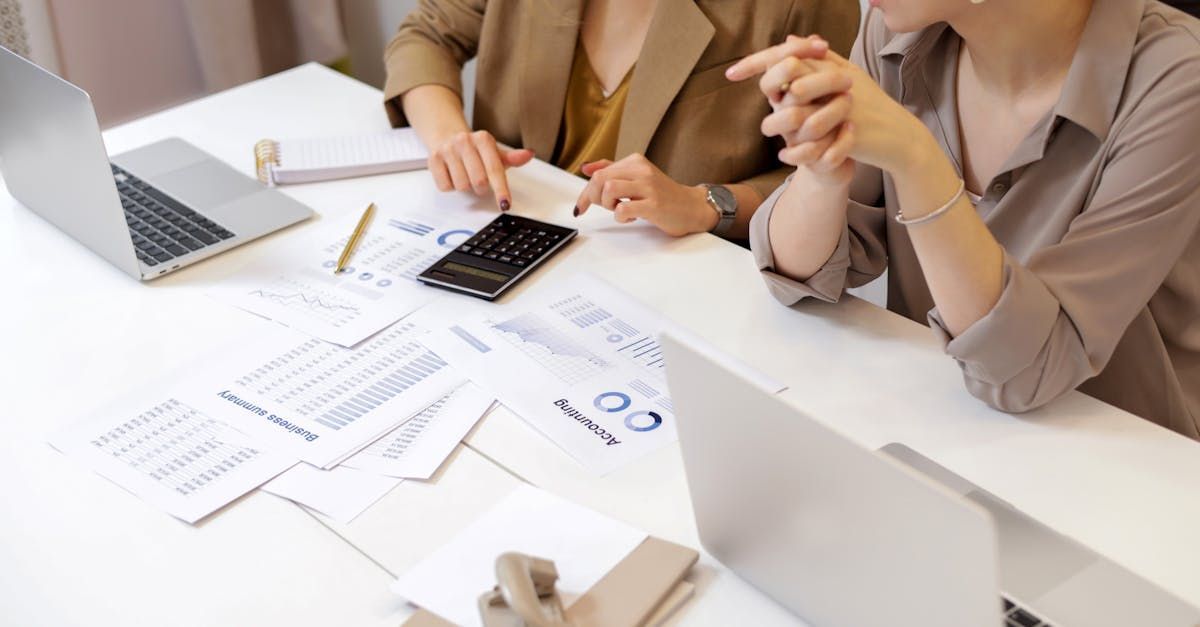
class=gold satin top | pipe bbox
[553,42,633,175]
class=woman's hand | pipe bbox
[427,129,535,211]
[727,34,855,185]
[573,153,716,237]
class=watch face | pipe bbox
[708,185,736,215]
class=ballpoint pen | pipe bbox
[335,202,375,274]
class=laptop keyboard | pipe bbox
[111,164,235,267]
[1003,596,1053,626]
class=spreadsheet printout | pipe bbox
[186,312,466,468]
[342,382,494,479]
[48,398,296,523]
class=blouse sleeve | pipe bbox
[748,14,891,305]
[382,0,487,127]
[927,57,1200,412]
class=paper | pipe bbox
[49,397,295,523]
[270,128,429,185]
[424,274,680,475]
[188,314,465,468]
[342,383,494,479]
[392,484,647,627]
[262,463,402,524]
[212,210,486,347]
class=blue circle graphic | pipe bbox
[376,279,393,288]
[593,392,631,413]
[359,272,374,281]
[624,410,663,432]
[437,229,475,248]
[322,260,337,268]
[606,334,623,343]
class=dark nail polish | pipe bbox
[499,198,510,212]
[573,206,580,217]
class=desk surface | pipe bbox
[5,64,1200,625]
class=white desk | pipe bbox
[5,64,1200,626]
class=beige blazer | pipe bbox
[382,0,861,200]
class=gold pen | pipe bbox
[335,202,375,274]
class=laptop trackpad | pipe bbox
[151,159,263,210]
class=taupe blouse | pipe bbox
[750,0,1200,439]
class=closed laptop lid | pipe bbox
[661,331,1002,627]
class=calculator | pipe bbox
[417,214,578,300]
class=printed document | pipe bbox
[212,209,489,347]
[49,397,295,523]
[342,383,493,479]
[424,274,680,475]
[187,313,465,468]
[392,484,646,627]
[262,463,402,524]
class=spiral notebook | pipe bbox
[254,128,429,186]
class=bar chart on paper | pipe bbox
[547,293,665,373]
[193,318,466,467]
[424,274,683,474]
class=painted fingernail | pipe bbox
[573,206,581,217]
[500,198,510,212]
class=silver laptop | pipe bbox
[661,332,1200,627]
[0,46,312,280]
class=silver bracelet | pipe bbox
[894,179,966,226]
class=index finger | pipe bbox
[726,35,829,81]
[473,134,511,210]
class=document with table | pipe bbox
[48,306,486,522]
[425,273,682,475]
[48,396,296,523]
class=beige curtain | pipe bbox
[0,0,31,57]
[183,0,347,92]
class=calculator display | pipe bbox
[443,261,508,283]
[417,214,577,301]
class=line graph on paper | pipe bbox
[245,276,363,329]
[492,313,611,385]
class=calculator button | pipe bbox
[513,259,528,267]
[485,252,500,260]
[499,255,514,263]
[471,249,486,256]
[520,251,536,259]
[458,245,473,253]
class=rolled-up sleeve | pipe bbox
[926,60,1200,413]
[382,0,486,127]
[750,166,889,306]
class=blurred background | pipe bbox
[2,0,1197,129]
[0,0,427,127]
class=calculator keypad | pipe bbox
[458,216,565,269]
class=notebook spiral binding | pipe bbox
[254,139,281,186]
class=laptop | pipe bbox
[0,46,312,280]
[660,332,1200,627]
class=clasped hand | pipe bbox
[726,35,926,185]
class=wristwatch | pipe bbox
[703,184,737,237]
